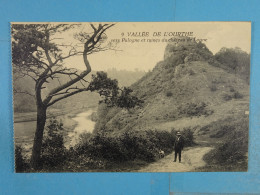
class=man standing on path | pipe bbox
[174,131,184,163]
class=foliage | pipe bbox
[188,69,195,75]
[88,71,144,110]
[166,91,173,97]
[203,117,248,171]
[209,83,217,92]
[12,23,144,169]
[222,90,244,101]
[94,103,121,132]
[163,53,185,69]
[214,47,250,83]
[181,128,195,147]
[73,128,194,167]
[233,91,243,99]
[222,93,233,101]
[199,117,235,136]
[75,130,169,162]
[15,145,29,172]
[40,118,67,168]
[178,102,213,117]
[209,124,235,139]
[164,40,213,67]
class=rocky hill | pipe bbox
[94,39,250,137]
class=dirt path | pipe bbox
[137,146,213,172]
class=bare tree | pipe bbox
[12,23,141,169]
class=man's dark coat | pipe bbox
[174,136,184,151]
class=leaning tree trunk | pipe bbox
[31,104,47,170]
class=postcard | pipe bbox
[12,22,251,172]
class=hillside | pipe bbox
[94,40,249,135]
[92,39,250,171]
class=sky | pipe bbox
[14,22,251,72]
[77,22,251,72]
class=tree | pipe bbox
[214,47,250,83]
[12,23,142,170]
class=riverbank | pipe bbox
[65,109,96,148]
[14,107,97,159]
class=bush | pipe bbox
[214,47,250,83]
[222,93,232,101]
[233,91,243,99]
[222,90,243,101]
[40,118,68,168]
[74,128,195,167]
[188,69,195,75]
[15,145,29,172]
[209,124,235,138]
[182,128,195,147]
[209,84,217,92]
[229,87,235,92]
[166,91,173,97]
[203,117,249,171]
[163,53,185,69]
[200,117,236,137]
[179,102,213,117]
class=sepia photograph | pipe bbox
[12,22,251,172]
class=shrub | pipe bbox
[40,118,68,168]
[94,103,121,132]
[222,93,232,101]
[209,84,217,92]
[233,91,243,99]
[209,124,235,138]
[163,53,185,69]
[74,130,175,163]
[15,145,29,172]
[214,47,250,83]
[179,102,213,117]
[182,128,195,147]
[203,117,249,171]
[74,128,195,168]
[188,69,195,75]
[166,91,173,97]
[229,87,235,92]
[222,91,243,101]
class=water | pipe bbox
[67,109,96,147]
[14,109,96,155]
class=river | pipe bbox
[67,109,96,148]
[14,109,96,155]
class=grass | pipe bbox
[197,116,249,172]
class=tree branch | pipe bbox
[44,24,114,105]
[13,88,35,97]
[47,88,89,107]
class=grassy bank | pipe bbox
[196,116,249,172]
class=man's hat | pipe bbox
[177,131,181,135]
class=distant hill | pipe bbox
[13,69,146,112]
[94,38,250,136]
